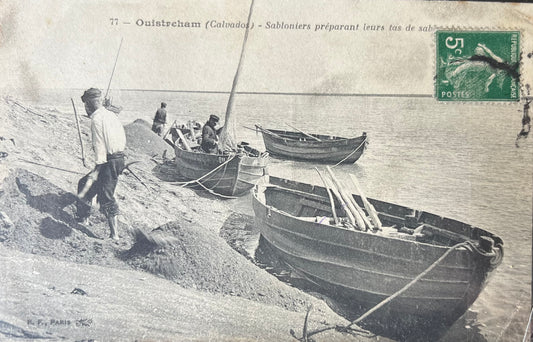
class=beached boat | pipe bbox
[164,123,268,197]
[256,126,367,164]
[252,176,504,327]
[160,1,270,197]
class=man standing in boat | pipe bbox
[76,88,126,240]
[152,102,167,136]
[201,114,223,153]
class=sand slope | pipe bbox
[0,96,367,341]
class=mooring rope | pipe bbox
[349,241,469,326]
[293,241,472,341]
[522,306,533,342]
[198,157,239,199]
[204,158,229,190]
[193,181,238,199]
[172,153,240,199]
[172,153,237,186]
[331,137,368,168]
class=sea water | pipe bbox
[15,88,532,341]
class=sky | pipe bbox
[1,0,532,95]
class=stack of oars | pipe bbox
[315,166,382,232]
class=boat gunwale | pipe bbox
[253,182,503,266]
[260,127,365,143]
[260,213,474,273]
[263,177,503,249]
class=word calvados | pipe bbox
[207,20,251,29]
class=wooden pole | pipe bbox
[71,98,87,168]
[314,168,339,225]
[323,175,356,228]
[325,166,365,230]
[348,194,374,231]
[162,120,177,143]
[284,123,322,142]
[252,125,284,139]
[342,189,374,230]
[219,0,255,151]
[176,129,192,152]
[349,174,382,230]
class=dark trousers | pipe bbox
[77,153,125,219]
[152,122,165,136]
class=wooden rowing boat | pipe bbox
[164,123,268,197]
[256,126,367,164]
[163,1,268,197]
[174,145,268,197]
[156,1,269,197]
[252,176,504,329]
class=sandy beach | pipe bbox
[0,96,374,342]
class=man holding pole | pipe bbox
[76,88,126,240]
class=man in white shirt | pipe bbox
[76,88,126,240]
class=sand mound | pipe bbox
[124,119,170,158]
[0,168,323,314]
[0,168,194,280]
[0,168,130,268]
[124,221,312,312]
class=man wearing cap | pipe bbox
[152,102,167,136]
[201,114,221,153]
[77,88,126,240]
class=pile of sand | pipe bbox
[124,119,170,158]
[0,169,131,269]
[0,168,326,315]
[124,220,312,311]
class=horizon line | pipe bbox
[2,87,432,98]
[118,89,435,98]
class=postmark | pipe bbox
[436,30,520,102]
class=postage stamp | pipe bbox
[436,30,520,102]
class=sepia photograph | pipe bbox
[0,0,531,341]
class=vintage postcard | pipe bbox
[0,1,532,341]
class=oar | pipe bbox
[242,125,258,132]
[284,122,322,142]
[349,174,382,230]
[176,128,192,151]
[162,119,177,142]
[325,166,365,230]
[243,125,284,139]
[314,168,339,225]
[323,175,356,228]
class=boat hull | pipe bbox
[260,129,367,163]
[175,146,268,197]
[252,177,503,326]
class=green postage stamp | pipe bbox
[436,30,520,102]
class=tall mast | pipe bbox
[218,0,255,151]
[105,37,123,100]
